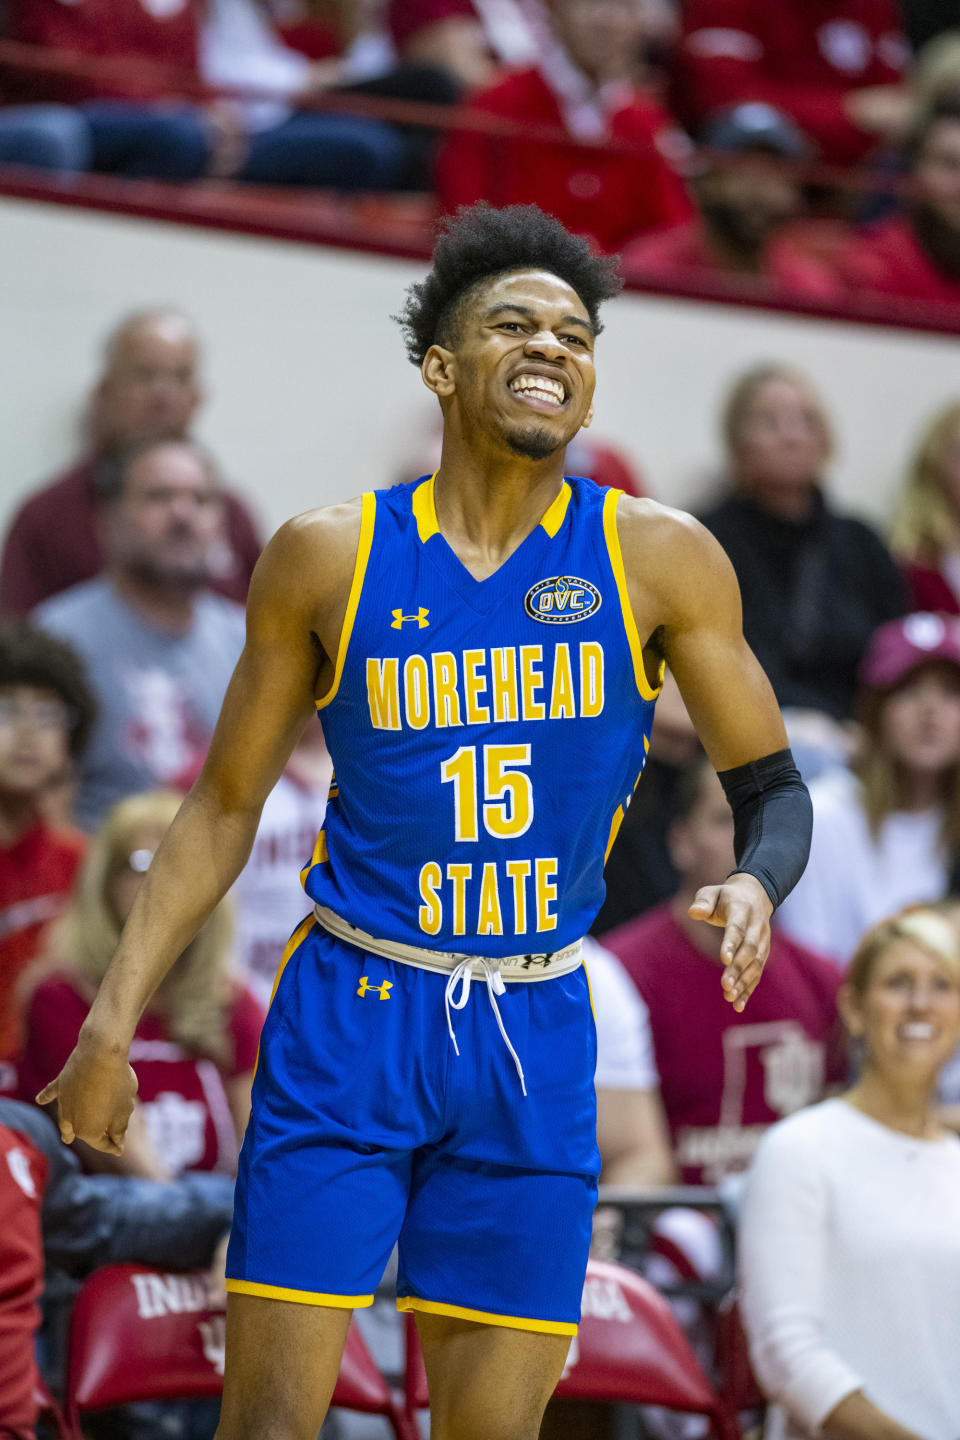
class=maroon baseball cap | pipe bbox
[859,613,960,690]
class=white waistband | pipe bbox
[313,905,582,981]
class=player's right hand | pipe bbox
[36,1037,139,1155]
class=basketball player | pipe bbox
[38,204,811,1440]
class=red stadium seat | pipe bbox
[403,1261,740,1440]
[63,1264,416,1439]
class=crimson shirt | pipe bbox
[674,0,908,164]
[620,219,841,301]
[836,215,960,309]
[436,67,693,253]
[388,0,477,48]
[0,824,85,1067]
[3,0,201,104]
[0,459,262,615]
[606,904,845,1184]
[19,975,264,1173]
[0,1122,46,1439]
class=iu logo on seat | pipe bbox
[390,608,430,629]
[357,977,393,1000]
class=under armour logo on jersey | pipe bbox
[391,609,430,629]
[357,976,393,1000]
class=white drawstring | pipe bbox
[444,957,527,1097]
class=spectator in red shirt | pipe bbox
[836,93,960,311]
[21,790,265,1178]
[0,309,261,616]
[435,0,693,253]
[890,400,960,613]
[604,756,845,1185]
[622,102,841,300]
[674,0,912,166]
[389,0,546,91]
[0,623,96,1082]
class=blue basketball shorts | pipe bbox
[225,916,600,1334]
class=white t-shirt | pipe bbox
[738,1098,960,1440]
[582,936,657,1091]
[775,767,947,969]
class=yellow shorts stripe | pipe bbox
[397,1295,577,1336]
[226,1279,374,1308]
[251,913,317,1081]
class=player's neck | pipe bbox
[433,439,568,578]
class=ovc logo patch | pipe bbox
[524,576,601,625]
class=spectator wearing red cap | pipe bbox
[777,612,960,968]
[388,0,545,91]
[621,102,841,300]
[435,0,693,254]
[836,94,960,312]
[890,400,960,614]
[674,0,912,166]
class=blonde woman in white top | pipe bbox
[738,907,960,1440]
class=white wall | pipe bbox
[1,194,958,545]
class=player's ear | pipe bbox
[582,403,595,430]
[422,345,456,398]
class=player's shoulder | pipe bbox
[614,494,734,587]
[246,496,367,622]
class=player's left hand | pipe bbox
[688,873,774,1012]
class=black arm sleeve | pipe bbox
[717,747,812,910]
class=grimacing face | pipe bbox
[423,270,597,462]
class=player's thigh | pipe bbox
[215,1291,353,1440]
[416,1311,572,1440]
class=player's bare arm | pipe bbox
[617,496,806,1011]
[37,500,364,1153]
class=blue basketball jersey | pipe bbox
[302,474,661,958]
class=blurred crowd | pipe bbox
[2,4,960,1438]
[0,1,959,320]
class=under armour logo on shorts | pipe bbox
[357,977,393,1000]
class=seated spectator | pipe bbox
[673,0,912,166]
[0,308,261,614]
[836,93,960,310]
[778,612,960,968]
[739,906,960,1440]
[605,756,845,1185]
[435,0,693,254]
[33,437,246,830]
[890,399,960,613]
[0,624,95,1085]
[584,935,676,1187]
[0,1096,235,1440]
[698,363,907,769]
[20,790,264,1178]
[593,668,702,935]
[388,0,545,91]
[903,3,959,57]
[231,718,333,1009]
[621,103,841,300]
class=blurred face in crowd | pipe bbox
[93,313,202,450]
[916,117,960,234]
[843,936,960,1084]
[730,374,831,499]
[105,822,166,928]
[877,661,960,778]
[103,441,224,593]
[698,156,800,265]
[934,414,960,514]
[547,0,645,83]
[0,684,73,800]
[668,765,736,897]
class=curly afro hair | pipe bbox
[0,621,98,758]
[395,203,623,367]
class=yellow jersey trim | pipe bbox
[583,958,596,1026]
[396,1296,577,1336]
[226,1279,373,1309]
[317,491,376,711]
[299,829,328,887]
[603,759,646,862]
[540,480,572,537]
[412,472,440,542]
[602,488,664,703]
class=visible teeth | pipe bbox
[510,375,564,405]
[900,1023,934,1038]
